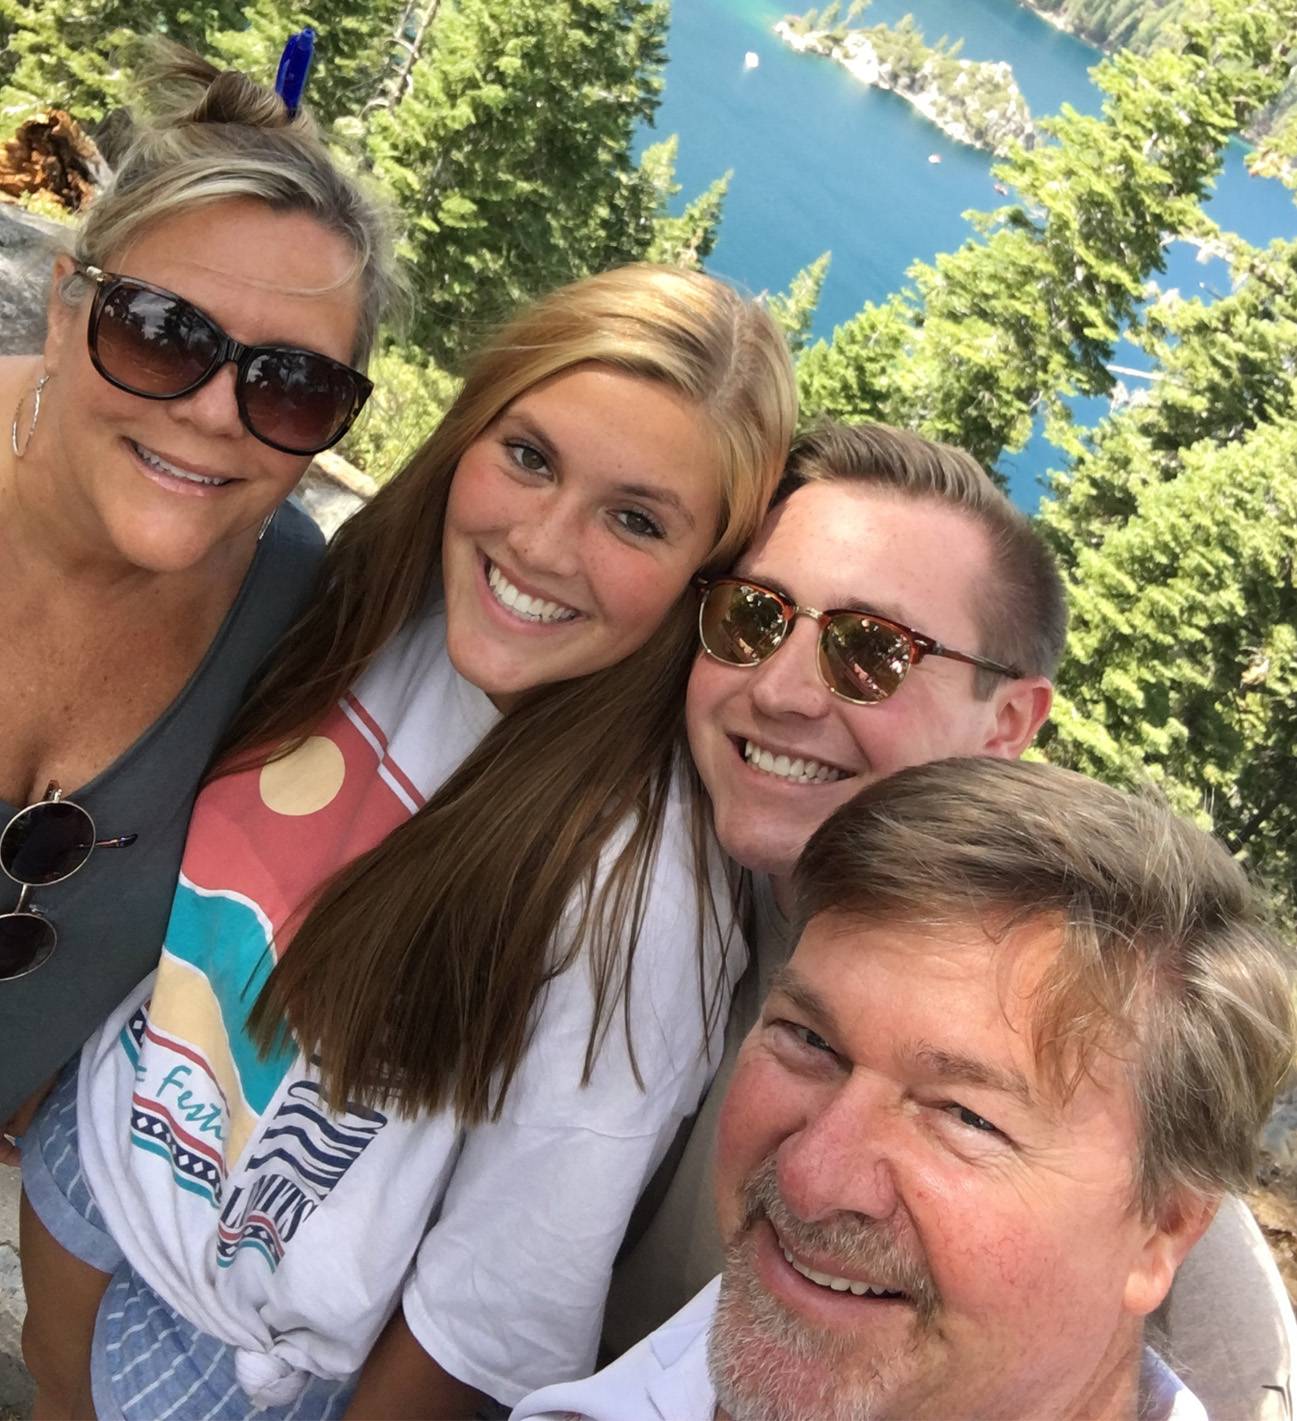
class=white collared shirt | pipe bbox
[512,1277,1209,1421]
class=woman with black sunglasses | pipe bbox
[0,44,398,1143]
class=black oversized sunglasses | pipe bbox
[0,783,136,981]
[79,264,373,456]
[697,576,1022,706]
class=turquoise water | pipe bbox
[641,0,1297,506]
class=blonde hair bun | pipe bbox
[65,39,402,364]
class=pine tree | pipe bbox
[0,0,246,123]
[1040,418,1297,922]
[365,0,669,367]
[642,135,731,271]
[796,0,1297,474]
[1037,219,1297,922]
[767,251,831,356]
[207,0,408,129]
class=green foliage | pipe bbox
[797,0,1297,473]
[787,3,850,45]
[1040,416,1297,923]
[767,250,830,356]
[0,0,246,124]
[1035,217,1297,922]
[365,0,669,367]
[207,0,408,128]
[1252,104,1297,185]
[336,340,460,481]
[0,0,403,128]
[1026,0,1297,142]
[642,135,731,270]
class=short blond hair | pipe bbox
[795,757,1296,1217]
[776,420,1067,693]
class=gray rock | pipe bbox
[298,449,377,540]
[0,1168,29,1421]
[1260,1083,1297,1184]
[0,204,65,357]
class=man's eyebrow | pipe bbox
[911,1042,1036,1107]
[733,567,918,630]
[767,965,838,1031]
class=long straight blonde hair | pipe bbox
[222,264,797,1120]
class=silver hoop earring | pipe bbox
[11,374,50,459]
[257,512,274,542]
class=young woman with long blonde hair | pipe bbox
[21,262,797,1419]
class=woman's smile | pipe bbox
[442,363,721,707]
[481,556,582,626]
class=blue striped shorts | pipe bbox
[24,1064,355,1420]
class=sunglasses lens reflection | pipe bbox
[92,279,368,456]
[0,802,96,886]
[242,349,361,454]
[821,616,912,704]
[701,584,788,665]
[96,283,221,396]
[0,912,56,980]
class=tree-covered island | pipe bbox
[776,2,1035,156]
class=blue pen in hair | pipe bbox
[275,28,316,117]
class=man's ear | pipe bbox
[43,254,81,377]
[982,677,1053,760]
[1122,1190,1219,1318]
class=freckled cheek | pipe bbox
[445,457,514,539]
[583,554,689,640]
[840,703,911,772]
[913,1175,1056,1305]
[714,1057,802,1233]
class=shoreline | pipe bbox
[1009,0,1292,177]
[774,20,1034,157]
[1021,3,1083,40]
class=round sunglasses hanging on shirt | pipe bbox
[0,783,137,980]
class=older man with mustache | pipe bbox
[514,758,1296,1421]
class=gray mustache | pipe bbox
[739,1155,941,1322]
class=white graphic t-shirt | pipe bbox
[76,607,742,1408]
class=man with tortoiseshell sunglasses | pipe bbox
[602,421,1295,1421]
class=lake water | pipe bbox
[640,0,1296,506]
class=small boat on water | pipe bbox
[928,152,942,164]
[744,51,760,69]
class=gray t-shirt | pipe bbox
[0,503,323,1122]
[602,873,789,1357]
